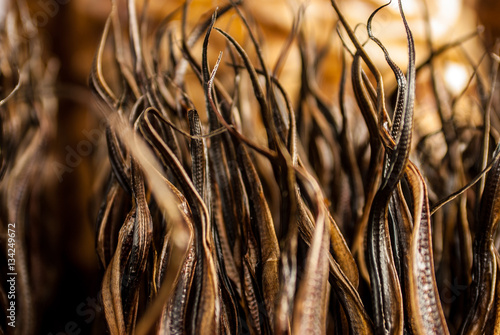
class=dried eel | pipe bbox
[460,147,500,334]
[402,163,449,334]
[68,0,500,334]
[101,160,153,333]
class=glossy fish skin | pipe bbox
[156,177,196,334]
[403,164,449,334]
[364,1,415,333]
[138,111,220,334]
[101,161,153,334]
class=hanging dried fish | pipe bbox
[4,0,500,334]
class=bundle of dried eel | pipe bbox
[2,0,500,334]
[87,0,500,333]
